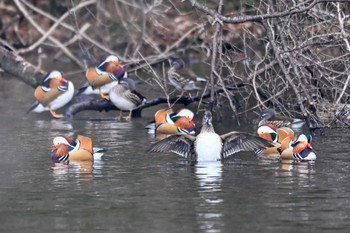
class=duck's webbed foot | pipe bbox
[50,109,64,119]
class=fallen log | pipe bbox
[63,85,245,119]
[0,46,45,88]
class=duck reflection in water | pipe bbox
[193,161,225,233]
[51,160,104,181]
[34,119,73,131]
[149,110,273,232]
[279,160,315,177]
[195,162,223,192]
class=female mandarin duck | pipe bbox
[150,111,273,161]
[259,108,305,129]
[167,58,206,94]
[154,108,196,135]
[255,124,295,156]
[79,55,126,99]
[27,70,74,118]
[109,74,146,121]
[51,135,105,162]
[280,134,316,161]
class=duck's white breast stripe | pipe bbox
[58,154,69,161]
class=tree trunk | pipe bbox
[0,46,45,88]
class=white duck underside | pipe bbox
[82,81,119,95]
[195,132,222,161]
[31,104,49,113]
[32,82,74,112]
[297,152,317,161]
[109,91,135,111]
[92,150,104,160]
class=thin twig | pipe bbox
[14,0,85,69]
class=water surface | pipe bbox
[0,77,349,233]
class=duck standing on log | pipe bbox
[109,74,146,121]
[27,70,74,118]
[78,55,126,99]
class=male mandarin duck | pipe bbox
[255,124,295,155]
[79,55,126,99]
[27,70,74,118]
[167,58,206,94]
[154,108,196,135]
[258,108,305,129]
[51,135,105,162]
[109,75,146,121]
[149,111,273,162]
[280,134,316,161]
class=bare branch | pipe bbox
[189,0,349,23]
[13,0,86,69]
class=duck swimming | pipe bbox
[51,135,104,162]
[150,111,273,161]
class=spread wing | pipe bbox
[220,132,273,158]
[149,135,196,160]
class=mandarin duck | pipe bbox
[154,108,196,135]
[258,108,305,129]
[78,55,126,99]
[149,111,273,161]
[51,135,105,162]
[279,134,316,161]
[255,124,295,156]
[167,58,206,95]
[27,70,74,118]
[109,75,146,121]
